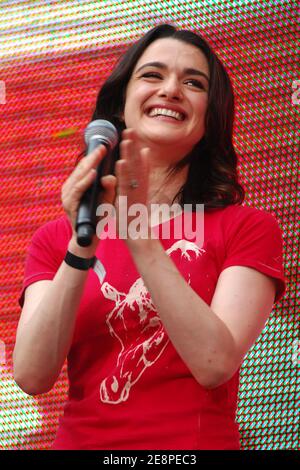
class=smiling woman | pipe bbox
[123,38,209,164]
[92,24,244,209]
[15,24,286,450]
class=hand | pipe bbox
[115,129,151,242]
[61,145,117,254]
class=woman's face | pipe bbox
[123,37,210,158]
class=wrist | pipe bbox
[68,234,98,258]
[64,250,96,271]
[125,236,159,256]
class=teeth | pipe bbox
[148,108,184,120]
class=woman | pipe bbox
[14,24,286,450]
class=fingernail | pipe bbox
[93,146,102,157]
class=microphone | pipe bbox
[76,119,118,247]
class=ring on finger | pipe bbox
[129,179,139,189]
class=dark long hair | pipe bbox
[91,24,245,209]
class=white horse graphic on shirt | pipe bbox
[99,240,205,404]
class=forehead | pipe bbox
[133,37,209,75]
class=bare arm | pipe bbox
[127,238,277,389]
[13,146,117,395]
[13,238,92,395]
[116,130,278,390]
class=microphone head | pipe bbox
[84,119,118,149]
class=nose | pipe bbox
[157,76,182,100]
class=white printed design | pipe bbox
[100,240,206,404]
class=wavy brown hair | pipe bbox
[91,24,245,209]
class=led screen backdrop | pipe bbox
[0,0,299,450]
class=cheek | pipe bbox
[124,87,144,120]
[126,83,155,109]
[194,98,208,124]
[197,95,208,112]
[189,99,208,138]
[123,100,136,128]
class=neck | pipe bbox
[147,158,189,205]
[133,138,190,204]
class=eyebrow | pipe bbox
[135,61,210,84]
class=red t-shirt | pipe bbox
[19,204,286,450]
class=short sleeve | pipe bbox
[18,216,72,307]
[221,207,287,303]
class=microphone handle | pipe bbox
[76,139,109,247]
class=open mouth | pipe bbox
[146,107,186,121]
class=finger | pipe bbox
[62,167,97,203]
[101,174,117,189]
[100,175,117,204]
[84,144,107,165]
[70,145,107,184]
[119,138,132,162]
[132,149,149,191]
[140,147,150,179]
[61,168,98,223]
[121,128,137,141]
[117,144,150,188]
[119,138,140,177]
[115,159,131,195]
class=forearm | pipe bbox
[13,238,95,394]
[128,238,237,388]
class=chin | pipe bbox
[146,136,182,149]
[140,128,181,145]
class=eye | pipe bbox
[184,79,205,90]
[140,72,162,79]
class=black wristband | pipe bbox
[64,250,96,271]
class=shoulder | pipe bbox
[205,204,285,260]
[221,203,277,221]
[19,215,73,307]
[204,204,282,237]
[32,214,72,239]
[218,204,282,233]
[29,214,72,252]
[217,205,286,303]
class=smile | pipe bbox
[147,107,185,121]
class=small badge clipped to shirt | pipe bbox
[93,258,106,284]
